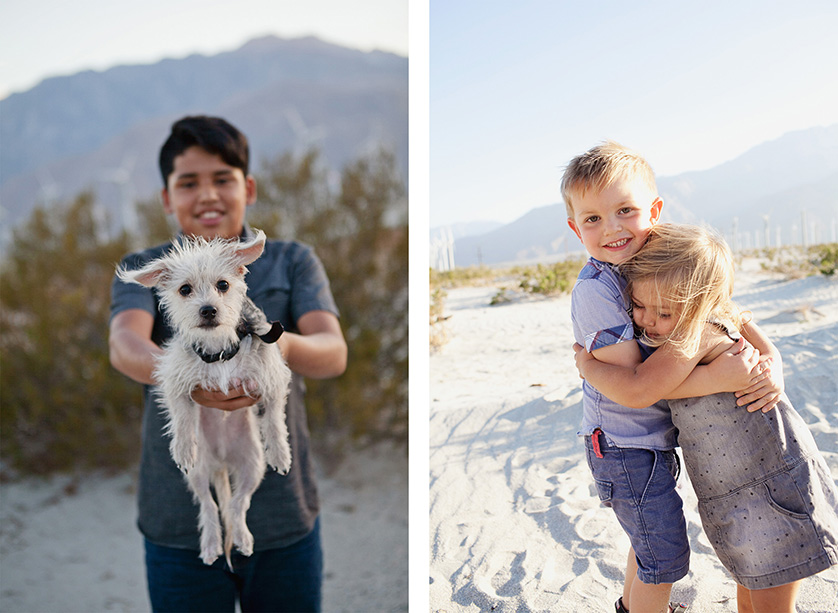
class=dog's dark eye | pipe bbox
[179,284,192,296]
[216,280,229,293]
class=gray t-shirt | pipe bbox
[110,225,339,551]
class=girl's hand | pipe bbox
[706,337,764,391]
[572,342,592,379]
[735,354,784,413]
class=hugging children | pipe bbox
[562,142,838,613]
[576,222,838,613]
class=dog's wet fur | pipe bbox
[118,230,292,565]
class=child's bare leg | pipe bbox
[736,584,754,613]
[623,547,638,605]
[629,578,673,613]
[622,546,673,613]
[737,581,801,613]
[623,548,672,613]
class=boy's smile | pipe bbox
[162,146,256,240]
[567,178,663,265]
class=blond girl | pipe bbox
[574,224,838,613]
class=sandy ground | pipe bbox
[0,443,407,613]
[429,258,838,612]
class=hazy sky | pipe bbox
[430,0,838,228]
[0,0,408,98]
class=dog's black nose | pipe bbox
[199,305,217,320]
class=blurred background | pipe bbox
[0,2,408,611]
[1,0,408,473]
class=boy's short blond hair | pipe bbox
[561,141,658,217]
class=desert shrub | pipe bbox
[1,149,407,475]
[489,288,513,305]
[430,258,585,311]
[430,265,495,288]
[430,285,449,350]
[254,149,407,444]
[810,243,838,276]
[756,244,838,278]
[518,259,585,296]
[0,194,142,474]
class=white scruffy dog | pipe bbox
[118,229,292,565]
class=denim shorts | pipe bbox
[585,431,689,584]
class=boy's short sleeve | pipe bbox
[288,245,340,323]
[571,261,634,352]
[247,240,339,332]
[110,252,159,321]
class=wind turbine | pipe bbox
[99,153,138,240]
[355,120,386,160]
[430,227,456,271]
[284,107,328,156]
[36,169,61,206]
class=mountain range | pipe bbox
[433,124,838,267]
[0,35,407,242]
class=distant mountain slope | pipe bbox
[656,124,838,233]
[447,124,838,267]
[0,35,407,237]
[453,205,572,267]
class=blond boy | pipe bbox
[562,141,775,613]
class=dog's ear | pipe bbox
[234,230,266,268]
[117,260,170,288]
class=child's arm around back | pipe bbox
[733,319,784,411]
[574,334,764,409]
[574,321,782,411]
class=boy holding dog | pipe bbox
[109,115,347,612]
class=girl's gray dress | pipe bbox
[669,359,838,588]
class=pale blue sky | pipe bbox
[0,0,408,98]
[430,0,838,227]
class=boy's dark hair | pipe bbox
[159,116,250,186]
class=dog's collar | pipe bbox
[192,342,241,364]
[192,320,284,364]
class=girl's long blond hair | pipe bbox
[618,223,742,358]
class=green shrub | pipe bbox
[430,265,493,288]
[1,149,408,475]
[518,259,585,296]
[756,243,838,278]
[253,149,407,444]
[810,243,838,276]
[0,194,142,475]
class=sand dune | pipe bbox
[430,259,838,612]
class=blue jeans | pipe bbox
[145,519,323,613]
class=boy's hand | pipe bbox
[735,354,784,413]
[190,383,260,412]
[572,343,592,378]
